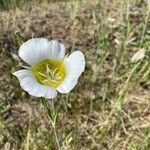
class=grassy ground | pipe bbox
[0,0,150,149]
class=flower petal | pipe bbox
[19,38,65,66]
[131,48,146,62]
[13,69,57,99]
[57,51,85,93]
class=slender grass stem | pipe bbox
[116,60,142,110]
[139,2,150,48]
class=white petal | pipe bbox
[13,69,57,99]
[19,38,65,66]
[131,48,146,62]
[57,51,85,93]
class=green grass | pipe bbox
[0,0,150,149]
[0,0,71,10]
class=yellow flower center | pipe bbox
[31,59,66,89]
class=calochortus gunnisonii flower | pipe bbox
[13,38,85,99]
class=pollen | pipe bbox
[31,59,66,89]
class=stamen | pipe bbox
[37,71,47,78]
[53,68,59,75]
[31,59,66,89]
[51,79,57,83]
[42,79,49,83]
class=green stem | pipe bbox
[41,97,61,150]
[53,123,61,150]
[139,3,150,48]
[116,61,142,110]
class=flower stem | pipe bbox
[41,97,61,150]
[53,123,61,150]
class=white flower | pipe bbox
[131,48,146,63]
[13,38,85,99]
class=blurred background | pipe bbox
[0,0,150,149]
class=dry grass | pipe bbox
[0,0,150,149]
